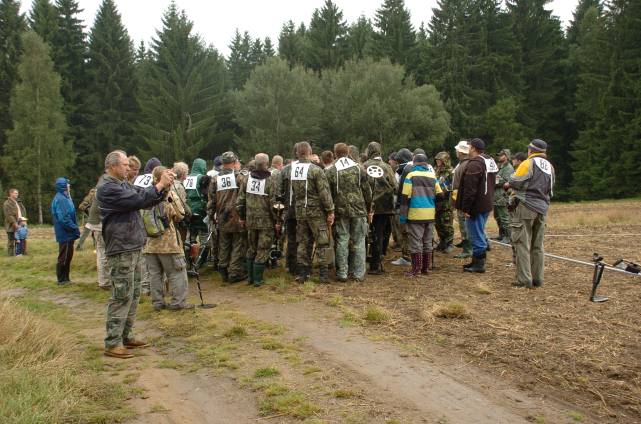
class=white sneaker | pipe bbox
[391,257,411,266]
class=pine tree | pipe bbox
[29,0,58,46]
[0,0,26,170]
[278,20,303,67]
[371,0,417,67]
[76,0,138,195]
[307,0,348,72]
[2,31,73,223]
[137,2,228,163]
[263,37,275,57]
[346,15,373,60]
[249,37,264,67]
[228,29,252,89]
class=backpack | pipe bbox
[142,204,166,237]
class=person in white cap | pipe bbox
[451,140,471,259]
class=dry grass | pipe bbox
[0,299,132,423]
[362,305,391,323]
[421,302,470,320]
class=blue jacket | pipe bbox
[51,177,80,243]
[16,225,28,240]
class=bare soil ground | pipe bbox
[2,200,639,423]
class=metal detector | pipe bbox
[186,242,216,309]
[590,253,608,303]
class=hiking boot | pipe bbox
[228,274,246,284]
[464,253,486,273]
[295,266,309,284]
[104,346,134,359]
[336,275,348,282]
[124,339,150,349]
[392,257,411,266]
[253,262,266,287]
[319,266,330,284]
[167,303,195,311]
[153,303,166,312]
[404,253,422,277]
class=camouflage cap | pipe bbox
[221,151,237,164]
[435,151,450,161]
[498,149,512,160]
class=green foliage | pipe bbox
[321,59,450,154]
[0,0,26,167]
[29,0,58,46]
[371,0,417,67]
[232,57,323,157]
[77,0,138,196]
[307,0,348,72]
[137,2,229,164]
[2,31,74,223]
[346,15,373,60]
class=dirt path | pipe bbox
[207,285,592,424]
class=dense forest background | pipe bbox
[0,0,639,221]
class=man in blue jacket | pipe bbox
[51,177,80,285]
[97,150,174,359]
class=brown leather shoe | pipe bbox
[104,346,134,359]
[124,339,150,349]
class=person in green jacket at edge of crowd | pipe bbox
[493,149,514,244]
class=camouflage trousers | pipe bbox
[456,210,468,241]
[247,228,274,264]
[219,231,246,277]
[493,204,510,236]
[334,216,367,280]
[296,218,330,268]
[105,250,142,348]
[435,201,454,246]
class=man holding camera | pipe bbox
[97,150,174,359]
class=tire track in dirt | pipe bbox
[209,286,591,424]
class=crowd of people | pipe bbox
[2,138,554,359]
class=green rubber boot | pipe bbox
[454,240,472,259]
[253,262,266,287]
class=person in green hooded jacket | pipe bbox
[186,158,209,244]
[493,149,514,243]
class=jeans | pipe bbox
[466,212,490,257]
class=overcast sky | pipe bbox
[21,0,579,57]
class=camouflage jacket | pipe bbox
[237,170,278,230]
[277,163,296,220]
[362,157,397,215]
[290,159,334,220]
[143,190,185,254]
[78,188,96,214]
[494,162,514,206]
[326,157,372,218]
[207,168,246,233]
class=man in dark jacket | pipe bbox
[455,138,498,273]
[97,150,173,359]
[51,178,80,284]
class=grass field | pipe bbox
[1,199,639,423]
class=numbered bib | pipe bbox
[216,173,237,191]
[134,174,153,188]
[247,176,267,196]
[483,157,499,174]
[291,163,311,181]
[532,157,552,175]
[184,175,198,190]
[335,157,357,171]
[367,165,385,179]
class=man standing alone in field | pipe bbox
[97,150,174,359]
[505,139,554,288]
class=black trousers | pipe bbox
[369,214,392,270]
[57,241,75,282]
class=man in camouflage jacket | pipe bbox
[208,151,247,283]
[326,143,372,282]
[237,153,279,286]
[290,142,335,283]
[434,151,455,253]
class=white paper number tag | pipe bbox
[216,173,237,191]
[334,157,357,171]
[291,163,311,181]
[247,176,267,196]
[532,157,552,175]
[367,165,384,179]
[483,157,499,174]
[184,175,198,190]
[134,174,153,188]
